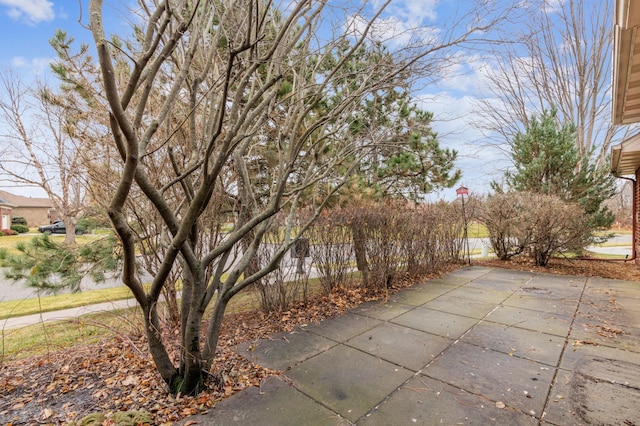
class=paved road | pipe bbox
[1,298,140,330]
[466,233,632,251]
[0,234,633,304]
[0,269,129,303]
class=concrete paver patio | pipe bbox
[184,266,640,425]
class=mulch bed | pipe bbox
[475,256,640,282]
[1,259,638,424]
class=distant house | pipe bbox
[0,190,55,227]
[0,196,15,229]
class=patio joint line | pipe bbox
[391,271,539,422]
[350,268,502,424]
[355,269,533,424]
[538,275,589,425]
[279,374,354,425]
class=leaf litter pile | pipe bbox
[1,258,638,424]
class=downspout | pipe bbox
[580,175,636,262]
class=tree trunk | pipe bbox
[143,304,180,392]
[63,219,76,245]
[179,268,207,395]
[202,293,229,370]
[179,309,205,395]
[351,224,369,286]
[162,279,181,326]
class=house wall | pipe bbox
[11,207,51,227]
[636,170,640,266]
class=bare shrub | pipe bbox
[305,210,354,295]
[348,203,403,291]
[398,202,462,278]
[253,232,309,313]
[523,194,589,266]
[478,192,530,260]
[480,192,591,266]
[347,200,465,291]
[398,207,435,278]
[430,201,467,262]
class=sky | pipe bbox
[0,0,512,201]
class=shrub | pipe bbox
[478,192,530,260]
[10,224,29,234]
[304,209,354,295]
[11,216,27,226]
[523,194,589,266]
[399,201,465,277]
[1,229,16,236]
[431,200,467,262]
[479,192,590,266]
[253,230,309,313]
[347,200,466,292]
[0,231,4,237]
[348,202,403,291]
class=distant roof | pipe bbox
[0,190,53,208]
[0,196,16,208]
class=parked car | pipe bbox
[38,220,84,235]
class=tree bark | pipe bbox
[351,224,369,287]
[143,303,180,391]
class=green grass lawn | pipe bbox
[0,285,137,320]
[582,252,632,259]
[0,233,100,256]
[466,222,489,239]
[0,234,40,254]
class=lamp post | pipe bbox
[456,185,470,264]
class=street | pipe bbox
[0,234,634,303]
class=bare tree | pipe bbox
[605,179,633,229]
[75,0,510,395]
[474,0,626,165]
[0,69,88,243]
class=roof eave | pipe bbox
[613,0,640,125]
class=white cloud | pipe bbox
[372,0,438,24]
[345,13,440,46]
[418,92,483,140]
[416,91,512,200]
[0,0,55,24]
[434,54,497,94]
[542,0,564,14]
[10,56,27,68]
[11,56,52,75]
[344,0,442,47]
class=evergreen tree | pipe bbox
[346,88,460,202]
[497,108,615,234]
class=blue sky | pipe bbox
[0,0,509,200]
[0,1,127,76]
[0,1,83,72]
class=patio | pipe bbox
[184,266,640,425]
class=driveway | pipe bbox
[184,266,640,425]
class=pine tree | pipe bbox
[497,108,615,235]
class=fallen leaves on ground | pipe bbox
[476,257,640,282]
